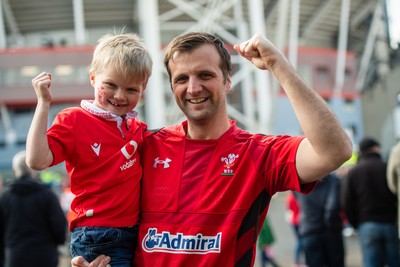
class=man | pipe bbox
[0,151,67,267]
[342,138,399,267]
[73,32,352,267]
[297,173,344,267]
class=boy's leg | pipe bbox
[70,226,138,267]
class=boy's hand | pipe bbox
[32,72,53,102]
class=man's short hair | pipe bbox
[359,138,380,154]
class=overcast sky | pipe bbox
[387,0,399,48]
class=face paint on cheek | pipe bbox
[96,86,107,105]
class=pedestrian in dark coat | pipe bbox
[341,138,399,267]
[0,151,67,267]
[298,173,344,267]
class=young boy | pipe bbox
[26,33,152,266]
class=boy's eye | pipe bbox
[104,82,116,88]
[127,88,139,93]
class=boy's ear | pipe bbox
[141,78,149,93]
[89,72,95,86]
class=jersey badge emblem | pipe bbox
[91,143,101,156]
[221,153,239,176]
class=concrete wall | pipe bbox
[361,64,400,156]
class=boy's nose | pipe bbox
[114,88,125,99]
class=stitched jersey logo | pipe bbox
[142,228,222,254]
[153,157,172,168]
[91,143,101,156]
[221,153,239,176]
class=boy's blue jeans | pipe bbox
[70,226,138,267]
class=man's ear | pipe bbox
[225,76,232,92]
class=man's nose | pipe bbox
[187,78,201,94]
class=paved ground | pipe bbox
[59,191,363,267]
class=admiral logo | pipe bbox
[221,153,239,176]
[153,157,172,168]
[142,228,222,254]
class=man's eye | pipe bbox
[200,73,212,79]
[175,77,187,84]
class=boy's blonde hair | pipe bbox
[91,33,152,83]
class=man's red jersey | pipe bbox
[135,120,314,266]
[48,102,145,231]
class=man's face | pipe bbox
[90,68,145,116]
[168,44,231,122]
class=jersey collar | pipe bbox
[80,100,138,120]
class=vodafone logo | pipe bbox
[121,140,138,159]
[120,159,137,171]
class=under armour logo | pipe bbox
[153,157,172,168]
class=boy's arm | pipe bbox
[26,72,54,170]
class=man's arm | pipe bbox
[26,72,54,170]
[234,34,352,183]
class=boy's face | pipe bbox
[90,68,145,116]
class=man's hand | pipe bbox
[71,255,111,267]
[233,34,288,72]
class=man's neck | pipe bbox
[186,119,231,140]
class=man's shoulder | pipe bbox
[144,124,184,138]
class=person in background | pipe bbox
[0,151,67,267]
[72,32,352,267]
[258,216,280,267]
[297,172,344,267]
[387,139,400,241]
[25,32,152,266]
[342,137,399,267]
[0,174,3,193]
[286,191,306,267]
[59,177,75,227]
[334,153,358,238]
